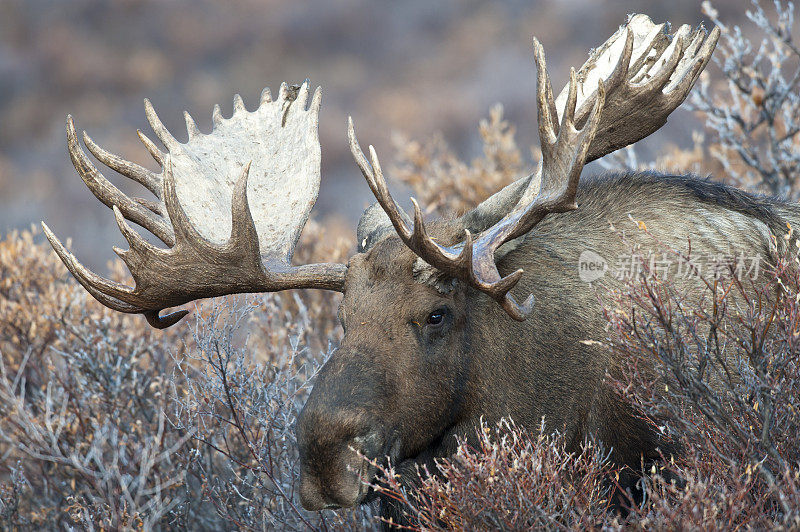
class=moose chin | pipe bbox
[44,10,798,526]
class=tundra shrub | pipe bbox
[604,227,800,529]
[692,0,800,198]
[392,103,530,217]
[371,419,616,530]
[0,227,189,528]
[0,225,370,530]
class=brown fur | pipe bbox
[296,171,799,520]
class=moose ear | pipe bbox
[357,202,411,253]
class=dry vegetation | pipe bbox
[2,2,800,530]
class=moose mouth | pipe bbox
[334,434,430,509]
[354,437,404,505]
[354,424,455,507]
[305,422,456,511]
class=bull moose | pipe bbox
[43,12,793,522]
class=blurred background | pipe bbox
[0,0,751,270]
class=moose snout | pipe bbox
[296,346,395,511]
[297,425,384,511]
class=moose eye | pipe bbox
[426,309,446,326]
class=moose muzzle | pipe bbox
[296,347,393,510]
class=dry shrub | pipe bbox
[0,226,189,528]
[599,131,725,178]
[0,225,370,530]
[691,0,800,198]
[392,103,531,217]
[168,295,375,531]
[603,228,800,529]
[372,419,616,530]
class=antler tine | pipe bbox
[82,131,162,198]
[640,30,687,93]
[347,117,413,240]
[347,118,377,189]
[557,68,580,141]
[184,111,201,139]
[132,197,164,216]
[233,94,246,114]
[607,28,634,92]
[66,116,175,246]
[295,81,310,110]
[628,27,670,82]
[42,222,141,314]
[144,99,180,151]
[228,161,262,255]
[500,292,536,321]
[310,86,322,114]
[112,205,161,272]
[407,197,467,265]
[532,38,558,147]
[136,129,165,166]
[664,26,720,103]
[41,222,140,308]
[348,116,468,269]
[212,104,224,128]
[145,309,189,329]
[260,87,273,105]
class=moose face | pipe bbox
[296,235,472,510]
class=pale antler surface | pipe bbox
[554,14,720,161]
[461,15,719,231]
[43,82,346,328]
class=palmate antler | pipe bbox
[463,16,720,229]
[43,83,346,328]
[349,15,719,321]
[557,14,720,160]
[45,14,719,328]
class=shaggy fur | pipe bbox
[296,172,799,524]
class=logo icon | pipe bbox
[578,250,608,283]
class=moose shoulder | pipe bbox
[42,11,791,524]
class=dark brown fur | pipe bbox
[296,172,798,521]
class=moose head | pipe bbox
[44,15,718,512]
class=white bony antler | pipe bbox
[461,16,719,231]
[553,14,720,160]
[43,82,346,328]
[349,15,719,321]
